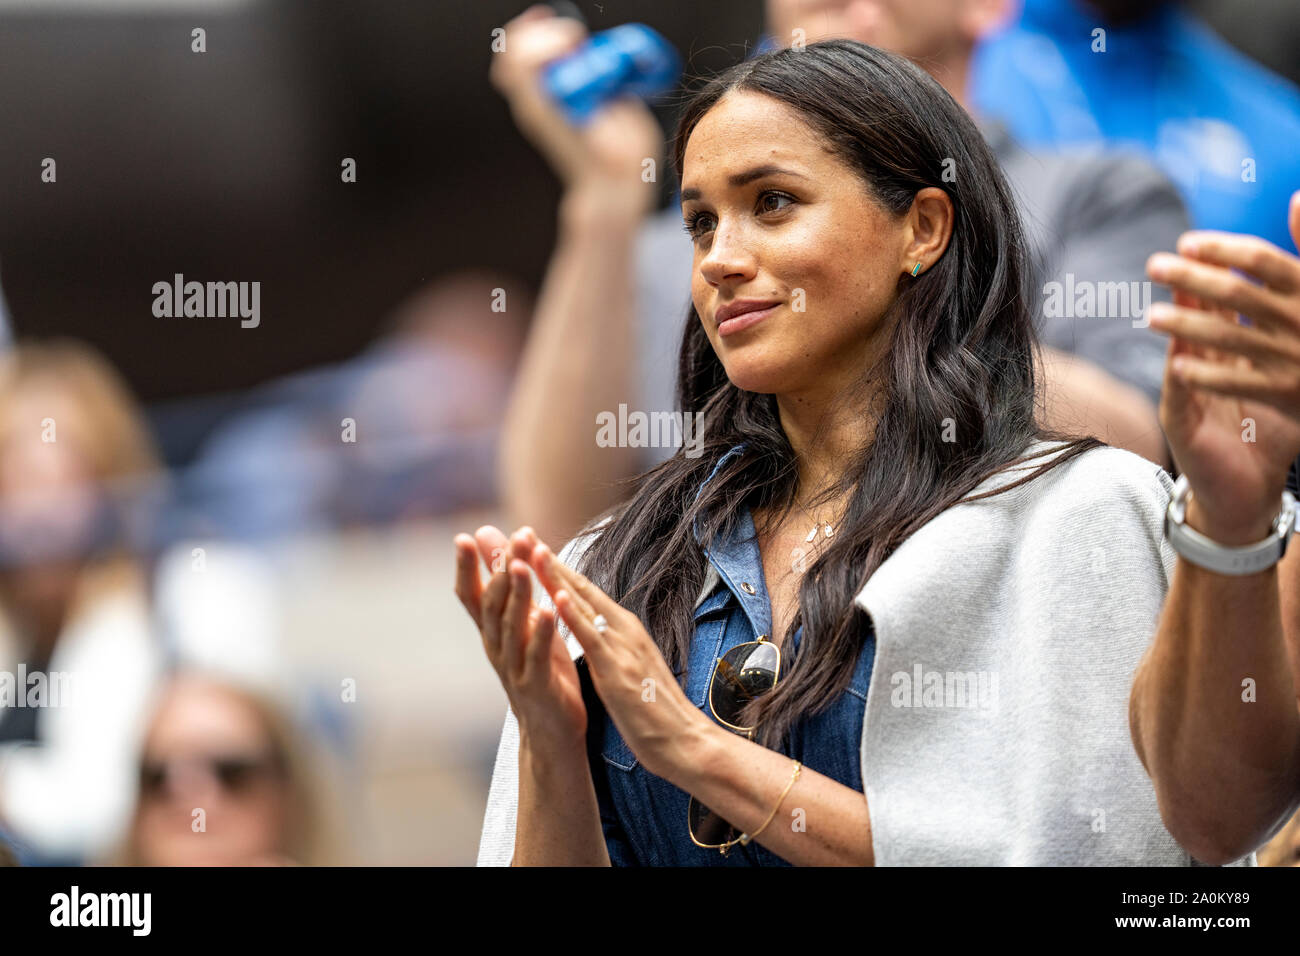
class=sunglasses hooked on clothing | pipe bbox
[688,635,796,856]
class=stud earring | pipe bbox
[911,261,923,277]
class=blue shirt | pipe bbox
[590,444,876,865]
[971,0,1300,250]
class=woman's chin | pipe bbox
[722,361,792,396]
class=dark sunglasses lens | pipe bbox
[139,755,277,798]
[139,763,167,796]
[214,758,264,792]
[709,641,779,728]
[689,796,737,847]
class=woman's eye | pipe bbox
[683,191,794,240]
[683,213,715,239]
[758,191,794,214]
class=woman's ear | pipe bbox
[901,187,955,277]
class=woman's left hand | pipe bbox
[522,531,715,780]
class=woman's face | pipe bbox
[0,381,103,602]
[133,678,291,867]
[681,90,909,398]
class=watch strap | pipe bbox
[1164,474,1298,575]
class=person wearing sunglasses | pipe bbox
[117,673,331,867]
[463,40,1283,866]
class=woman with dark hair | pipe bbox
[460,39,1246,865]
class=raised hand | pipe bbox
[453,525,586,747]
[488,4,663,222]
[526,540,712,780]
[1146,190,1300,542]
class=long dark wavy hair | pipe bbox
[573,39,1102,750]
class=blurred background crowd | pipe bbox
[0,0,1298,866]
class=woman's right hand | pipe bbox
[454,525,587,748]
[488,4,663,221]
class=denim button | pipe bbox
[740,581,756,594]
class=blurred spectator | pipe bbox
[335,271,529,526]
[1132,191,1300,863]
[182,270,528,540]
[0,340,163,863]
[115,672,339,866]
[973,0,1300,250]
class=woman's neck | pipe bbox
[774,383,881,508]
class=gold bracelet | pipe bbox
[738,760,801,846]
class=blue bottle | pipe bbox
[541,23,682,126]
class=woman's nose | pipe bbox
[700,221,757,286]
[164,762,222,804]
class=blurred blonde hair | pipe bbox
[0,338,161,625]
[0,338,160,482]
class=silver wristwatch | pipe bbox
[1164,474,1298,575]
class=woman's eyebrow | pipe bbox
[680,164,809,204]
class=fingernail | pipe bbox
[1149,302,1174,321]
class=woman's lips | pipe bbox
[718,304,779,336]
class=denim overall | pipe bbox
[590,444,876,865]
